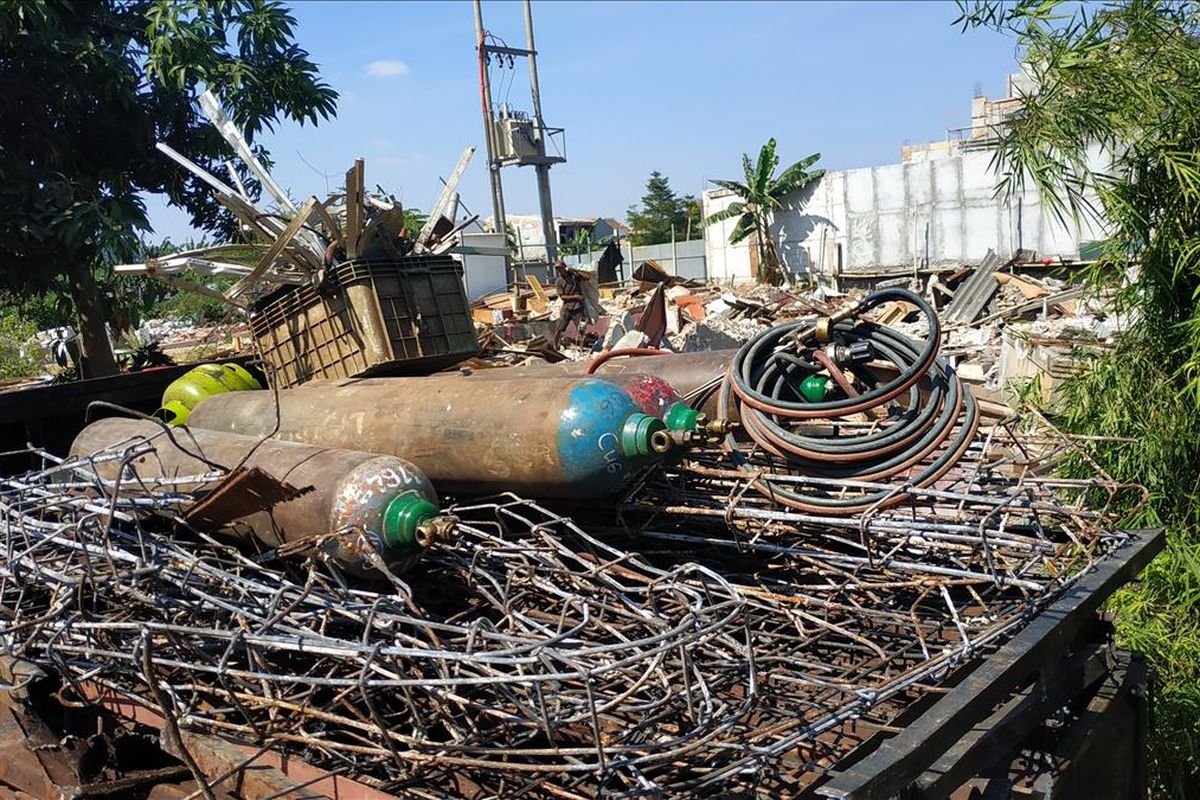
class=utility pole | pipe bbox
[473,0,565,270]
[473,0,506,236]
[523,0,557,264]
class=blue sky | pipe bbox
[146,0,1020,241]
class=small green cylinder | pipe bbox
[663,401,701,433]
[620,412,669,457]
[798,374,834,403]
[381,493,441,552]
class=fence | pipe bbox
[563,238,706,282]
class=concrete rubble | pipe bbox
[470,253,1119,409]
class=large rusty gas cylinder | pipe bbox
[468,351,738,420]
[187,375,673,498]
[462,369,702,433]
[69,417,452,574]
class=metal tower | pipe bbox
[473,0,566,264]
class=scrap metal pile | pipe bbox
[116,90,477,306]
[0,376,1142,798]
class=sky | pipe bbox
[145,0,1021,241]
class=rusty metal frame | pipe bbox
[81,683,398,800]
[814,527,1164,800]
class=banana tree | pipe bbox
[558,227,594,257]
[703,139,824,284]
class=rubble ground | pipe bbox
[470,250,1115,407]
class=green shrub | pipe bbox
[0,308,42,380]
[152,272,238,325]
[1055,345,1200,797]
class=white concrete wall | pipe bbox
[703,145,1108,283]
[507,215,551,262]
[456,232,509,301]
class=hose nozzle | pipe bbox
[793,298,868,346]
[701,418,737,437]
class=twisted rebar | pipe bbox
[0,417,1135,796]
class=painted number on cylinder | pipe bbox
[597,432,623,474]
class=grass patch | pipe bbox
[0,307,42,380]
[1053,344,1200,799]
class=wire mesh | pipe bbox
[0,413,1137,796]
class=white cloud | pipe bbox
[365,60,410,78]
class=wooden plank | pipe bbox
[473,307,500,325]
[527,274,550,309]
[416,146,476,248]
[312,197,342,244]
[344,159,365,259]
[226,196,318,301]
[523,275,547,311]
[875,300,917,327]
[995,271,1050,299]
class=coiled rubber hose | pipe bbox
[717,287,979,514]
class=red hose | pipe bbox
[478,32,491,127]
[585,348,668,375]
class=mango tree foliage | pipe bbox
[0,0,337,375]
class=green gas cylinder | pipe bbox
[797,373,834,403]
[161,363,261,425]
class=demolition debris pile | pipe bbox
[471,248,1121,406]
[0,104,1152,793]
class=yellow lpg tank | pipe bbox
[161,363,262,425]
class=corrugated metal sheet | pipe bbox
[943,249,1002,323]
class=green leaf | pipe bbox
[701,202,746,228]
[709,178,750,196]
[728,213,755,244]
[754,137,779,196]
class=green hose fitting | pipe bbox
[380,493,440,552]
[620,412,671,457]
[798,374,834,403]
[662,402,700,433]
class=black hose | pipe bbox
[718,287,979,514]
